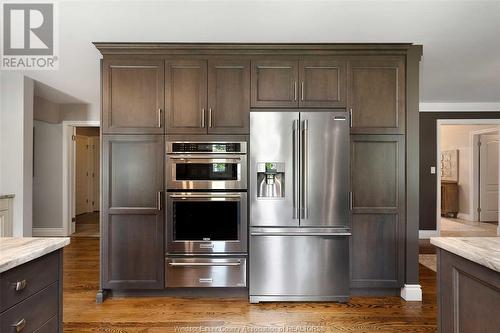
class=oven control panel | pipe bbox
[169,142,246,154]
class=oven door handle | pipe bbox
[167,156,242,162]
[168,261,241,267]
[168,193,243,199]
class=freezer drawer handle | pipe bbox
[199,278,213,283]
[168,262,241,267]
[251,232,351,236]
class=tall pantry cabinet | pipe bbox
[95,44,422,301]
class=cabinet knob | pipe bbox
[12,318,26,332]
[14,279,27,291]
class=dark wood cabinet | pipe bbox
[348,56,405,134]
[251,58,346,109]
[165,60,207,134]
[251,59,299,108]
[208,59,250,134]
[350,135,405,290]
[299,59,346,108]
[102,59,164,134]
[101,135,164,289]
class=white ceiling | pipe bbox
[20,0,500,120]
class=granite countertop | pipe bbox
[0,194,15,199]
[431,237,500,273]
[0,237,70,273]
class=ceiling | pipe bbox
[21,0,500,120]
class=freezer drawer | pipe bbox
[165,257,246,288]
[249,233,349,302]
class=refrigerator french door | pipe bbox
[249,110,350,303]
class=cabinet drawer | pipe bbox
[0,252,59,312]
[0,282,58,333]
[165,257,246,288]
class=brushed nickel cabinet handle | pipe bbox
[157,108,162,128]
[201,108,205,128]
[157,191,162,211]
[12,318,26,332]
[349,108,353,128]
[349,192,353,210]
[294,82,298,101]
[301,81,304,101]
[14,280,27,291]
[208,108,213,128]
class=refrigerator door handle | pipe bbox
[301,119,309,219]
[293,119,300,219]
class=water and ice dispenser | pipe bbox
[256,162,285,198]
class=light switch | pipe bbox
[430,166,436,174]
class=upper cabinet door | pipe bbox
[251,59,298,108]
[299,58,346,108]
[208,59,250,134]
[102,60,164,134]
[348,56,405,134]
[165,60,207,134]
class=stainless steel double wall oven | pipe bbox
[165,140,248,288]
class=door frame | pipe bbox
[62,120,100,236]
[436,119,500,236]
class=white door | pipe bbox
[75,135,90,215]
[92,137,100,211]
[479,134,499,222]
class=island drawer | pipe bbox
[0,251,59,312]
[0,282,58,333]
[165,257,247,287]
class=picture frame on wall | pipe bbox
[440,149,459,182]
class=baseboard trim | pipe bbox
[32,227,66,237]
[419,230,438,239]
[400,284,422,301]
[457,213,472,221]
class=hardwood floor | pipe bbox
[63,238,437,332]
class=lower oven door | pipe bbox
[166,192,247,254]
[165,257,247,287]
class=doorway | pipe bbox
[436,120,500,237]
[62,121,100,237]
[74,127,100,237]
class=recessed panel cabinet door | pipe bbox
[101,135,164,289]
[350,135,405,289]
[348,57,405,134]
[165,60,208,134]
[102,60,164,134]
[208,59,250,134]
[299,59,346,108]
[251,59,298,108]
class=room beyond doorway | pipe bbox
[436,120,500,237]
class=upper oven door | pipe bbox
[166,154,247,190]
[166,192,248,254]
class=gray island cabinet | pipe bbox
[431,237,500,333]
[0,237,70,333]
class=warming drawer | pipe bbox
[165,257,246,288]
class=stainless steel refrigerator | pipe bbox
[249,110,350,303]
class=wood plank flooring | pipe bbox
[63,238,437,332]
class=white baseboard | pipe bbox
[419,230,438,239]
[32,227,67,237]
[457,213,472,221]
[401,284,422,301]
[71,221,76,234]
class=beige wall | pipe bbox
[34,96,61,123]
[440,124,498,218]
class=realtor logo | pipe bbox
[1,2,58,70]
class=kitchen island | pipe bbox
[431,237,500,333]
[0,237,70,332]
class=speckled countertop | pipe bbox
[431,237,500,273]
[0,237,70,273]
[0,194,15,199]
